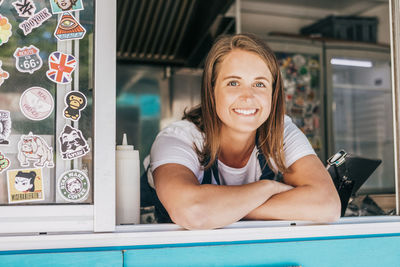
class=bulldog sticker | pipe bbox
[58,125,89,160]
[17,132,54,168]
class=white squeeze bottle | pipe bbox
[116,133,140,224]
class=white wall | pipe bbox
[360,4,390,44]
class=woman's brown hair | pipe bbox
[183,33,287,173]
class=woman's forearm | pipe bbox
[243,184,341,222]
[170,180,288,229]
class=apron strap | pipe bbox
[202,159,220,185]
[257,151,276,180]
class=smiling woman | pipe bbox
[148,33,341,230]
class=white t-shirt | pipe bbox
[149,115,316,186]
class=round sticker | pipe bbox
[20,87,54,121]
[57,169,90,202]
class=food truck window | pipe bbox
[115,0,398,226]
[0,0,116,234]
[0,1,95,205]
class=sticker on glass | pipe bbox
[12,0,37,18]
[49,0,84,14]
[13,45,43,74]
[0,152,10,173]
[46,51,76,84]
[57,169,89,202]
[19,8,52,35]
[63,91,87,121]
[54,12,86,41]
[17,132,54,168]
[7,168,44,203]
[0,14,12,46]
[0,110,11,145]
[0,60,9,86]
[59,125,90,160]
[20,87,54,121]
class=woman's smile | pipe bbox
[232,108,259,116]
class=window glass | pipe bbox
[0,0,94,205]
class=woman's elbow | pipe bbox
[170,204,210,230]
[319,190,341,223]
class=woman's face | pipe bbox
[214,49,273,135]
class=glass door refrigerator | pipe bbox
[325,41,394,194]
[0,0,116,233]
[265,36,326,162]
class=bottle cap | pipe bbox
[117,133,134,151]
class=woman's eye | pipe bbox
[228,81,239,86]
[255,82,266,88]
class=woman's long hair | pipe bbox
[183,33,287,173]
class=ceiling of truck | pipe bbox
[117,0,235,67]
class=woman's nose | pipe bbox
[239,85,255,101]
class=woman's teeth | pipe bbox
[233,108,257,115]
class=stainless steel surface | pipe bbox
[116,0,234,66]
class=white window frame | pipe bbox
[1,0,400,244]
[0,0,116,234]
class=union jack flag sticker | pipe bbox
[46,51,76,84]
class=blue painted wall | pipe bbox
[1,235,400,267]
[0,251,123,267]
[124,236,400,267]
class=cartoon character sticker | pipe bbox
[0,60,9,86]
[19,8,52,35]
[20,87,54,121]
[17,132,54,168]
[0,14,12,46]
[57,169,90,202]
[7,168,44,203]
[54,12,86,41]
[46,51,77,84]
[49,0,84,14]
[12,0,37,18]
[63,91,87,121]
[0,110,11,145]
[0,152,10,173]
[13,45,43,74]
[59,125,90,160]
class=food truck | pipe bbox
[1,0,400,266]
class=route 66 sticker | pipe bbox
[13,45,43,74]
